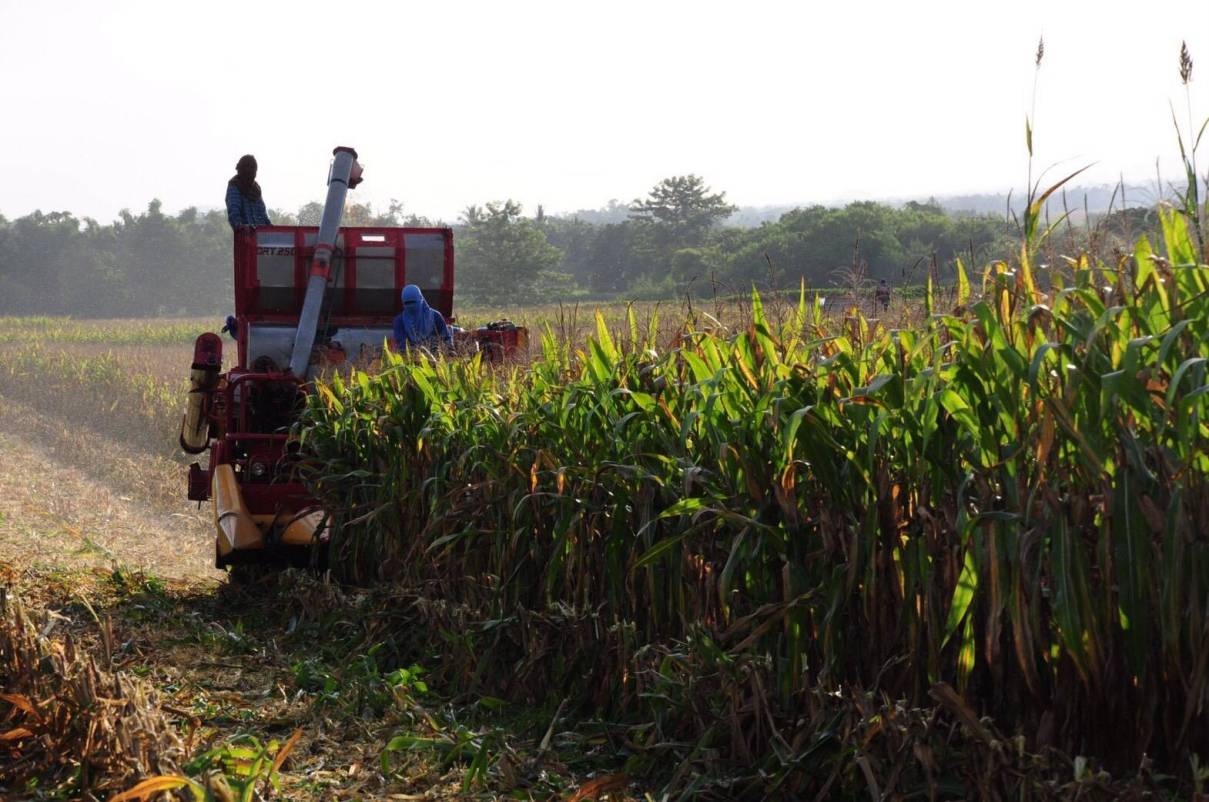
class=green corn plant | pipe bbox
[1173,41,1208,261]
[296,218,1209,791]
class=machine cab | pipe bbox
[231,225,455,372]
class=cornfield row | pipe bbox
[297,211,1209,793]
[0,345,185,459]
[0,316,212,345]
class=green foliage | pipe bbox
[298,219,1209,793]
[0,344,185,458]
[630,174,736,236]
[458,200,571,304]
[181,734,291,801]
[0,316,208,344]
[282,197,433,228]
[625,175,736,286]
[0,198,437,317]
[0,189,1023,315]
[380,724,498,791]
[728,199,1012,286]
[0,203,230,317]
[291,645,428,715]
[111,730,300,802]
[1173,40,1208,261]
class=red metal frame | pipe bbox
[205,371,310,528]
[210,372,299,467]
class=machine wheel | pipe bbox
[226,562,275,585]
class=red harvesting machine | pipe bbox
[180,147,527,571]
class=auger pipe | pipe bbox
[288,146,363,377]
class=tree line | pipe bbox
[0,177,1019,316]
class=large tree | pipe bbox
[627,175,736,285]
[629,175,737,239]
[457,200,568,304]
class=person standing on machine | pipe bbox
[226,154,272,229]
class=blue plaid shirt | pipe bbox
[225,184,272,228]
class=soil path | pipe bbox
[0,429,220,580]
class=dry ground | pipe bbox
[0,430,217,580]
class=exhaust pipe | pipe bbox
[288,146,363,377]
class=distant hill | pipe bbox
[556,200,632,225]
[928,183,1162,218]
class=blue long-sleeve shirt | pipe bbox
[393,307,452,351]
[225,184,272,228]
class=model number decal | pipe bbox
[257,247,296,256]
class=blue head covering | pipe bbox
[399,284,435,344]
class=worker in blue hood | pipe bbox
[393,284,452,352]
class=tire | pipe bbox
[226,562,274,585]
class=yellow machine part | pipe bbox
[212,465,325,558]
[180,366,214,452]
[213,464,264,557]
[246,510,323,547]
[279,510,325,546]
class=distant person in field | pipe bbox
[225,154,272,229]
[875,279,891,312]
[392,284,452,353]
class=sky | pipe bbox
[1,0,1207,223]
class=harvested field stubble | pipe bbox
[0,426,214,576]
[299,212,1209,797]
[0,587,184,797]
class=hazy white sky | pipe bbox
[1,0,1206,222]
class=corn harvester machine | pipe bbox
[180,147,528,570]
